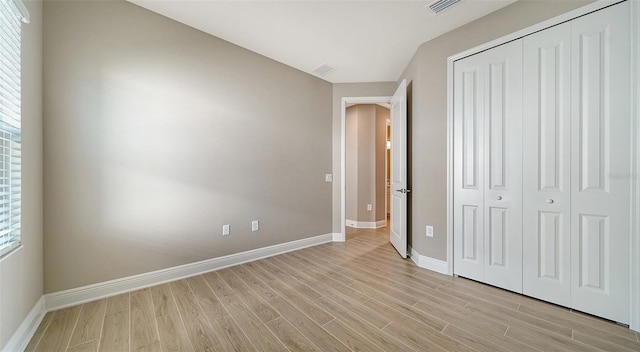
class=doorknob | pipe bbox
[546,199,554,204]
[496,196,503,200]
[395,188,411,194]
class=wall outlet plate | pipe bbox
[223,224,230,236]
[426,225,434,237]
[325,174,333,182]
[251,220,259,232]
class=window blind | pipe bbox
[0,0,27,258]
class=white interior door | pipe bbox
[482,40,523,293]
[390,79,408,258]
[522,22,572,306]
[570,2,630,324]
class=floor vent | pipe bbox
[428,0,462,14]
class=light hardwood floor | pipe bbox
[26,226,640,351]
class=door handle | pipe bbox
[395,188,411,194]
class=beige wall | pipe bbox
[345,106,358,221]
[398,0,594,260]
[375,105,388,221]
[0,0,44,348]
[43,0,332,293]
[332,83,397,232]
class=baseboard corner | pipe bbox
[2,296,45,352]
[410,247,449,275]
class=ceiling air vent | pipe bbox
[428,0,462,14]
[311,64,336,76]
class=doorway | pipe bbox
[340,96,391,241]
[344,103,390,237]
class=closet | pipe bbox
[453,1,631,324]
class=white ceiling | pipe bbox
[128,0,517,83]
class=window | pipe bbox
[0,0,29,259]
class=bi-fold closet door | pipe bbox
[454,1,631,324]
[453,40,523,293]
[522,2,630,324]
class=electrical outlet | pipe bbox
[325,174,333,182]
[426,225,434,237]
[223,224,230,236]
[367,204,372,211]
[252,220,259,232]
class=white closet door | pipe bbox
[454,40,523,290]
[570,2,630,324]
[482,40,523,293]
[453,53,486,282]
[522,22,572,306]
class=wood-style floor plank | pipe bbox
[129,289,159,351]
[36,306,81,352]
[67,299,107,349]
[99,311,128,352]
[156,312,194,352]
[26,224,638,352]
[149,283,177,318]
[168,279,219,351]
[215,268,281,323]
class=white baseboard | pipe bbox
[332,232,345,242]
[345,219,386,229]
[2,296,45,352]
[44,233,333,311]
[410,247,449,275]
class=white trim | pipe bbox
[340,96,392,241]
[446,0,638,331]
[446,56,455,276]
[630,0,640,333]
[345,219,386,229]
[44,233,332,311]
[332,232,345,242]
[445,0,631,281]
[410,247,448,275]
[2,296,45,352]
[448,0,626,64]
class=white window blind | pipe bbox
[0,0,28,258]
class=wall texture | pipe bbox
[43,0,332,293]
[332,83,397,232]
[0,0,43,348]
[375,105,388,221]
[399,0,594,261]
[345,106,358,221]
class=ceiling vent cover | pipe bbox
[311,64,336,76]
[428,0,462,14]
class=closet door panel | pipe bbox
[570,2,630,324]
[482,40,523,293]
[522,22,572,306]
[454,54,486,281]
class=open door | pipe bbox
[390,80,408,258]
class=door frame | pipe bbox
[446,0,639,331]
[339,96,391,241]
